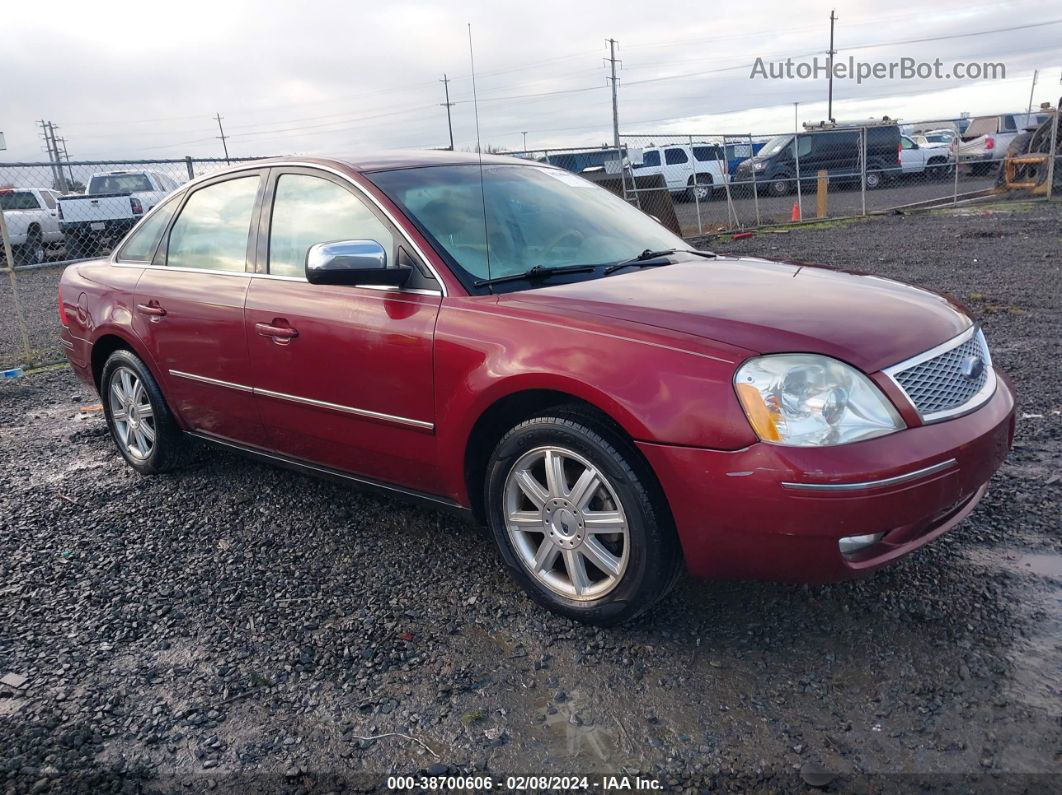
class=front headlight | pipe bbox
[753,161,767,170]
[735,354,904,447]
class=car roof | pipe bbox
[319,149,541,173]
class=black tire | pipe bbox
[17,227,45,266]
[67,233,97,261]
[685,174,714,202]
[768,175,791,196]
[926,158,953,180]
[484,406,684,626]
[100,349,191,475]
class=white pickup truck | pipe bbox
[0,187,64,266]
[57,170,181,258]
[898,135,954,179]
[955,112,1053,174]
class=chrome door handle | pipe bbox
[135,303,166,317]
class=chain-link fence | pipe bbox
[0,157,266,269]
[0,156,268,370]
[1,111,1059,370]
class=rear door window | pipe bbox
[664,148,689,165]
[166,176,260,272]
[117,197,180,262]
[0,191,41,210]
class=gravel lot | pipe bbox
[1,200,1060,792]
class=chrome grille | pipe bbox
[887,328,994,421]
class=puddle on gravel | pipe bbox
[965,546,1062,714]
[539,688,619,762]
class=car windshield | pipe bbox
[369,164,686,290]
[88,174,153,194]
[756,135,792,158]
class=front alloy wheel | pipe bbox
[485,408,683,625]
[504,446,629,600]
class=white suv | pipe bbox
[633,144,727,201]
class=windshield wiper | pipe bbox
[473,263,598,288]
[603,247,717,275]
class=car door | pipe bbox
[132,169,267,446]
[244,167,443,494]
[662,147,691,191]
[36,190,62,242]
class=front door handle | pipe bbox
[255,322,299,341]
[136,303,166,318]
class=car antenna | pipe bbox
[468,22,491,286]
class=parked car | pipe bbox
[541,148,625,175]
[954,112,1053,174]
[732,123,902,195]
[899,135,954,179]
[57,170,181,258]
[914,129,957,147]
[59,152,1014,625]
[0,187,64,265]
[632,143,728,201]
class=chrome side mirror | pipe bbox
[305,240,409,287]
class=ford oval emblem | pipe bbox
[960,355,985,381]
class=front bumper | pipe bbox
[638,372,1015,583]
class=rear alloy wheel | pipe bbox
[865,170,884,189]
[101,349,190,474]
[485,409,683,625]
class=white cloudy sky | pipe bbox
[2,0,1060,161]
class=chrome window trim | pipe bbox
[107,160,449,297]
[111,262,442,297]
[882,325,997,423]
[781,458,957,492]
[168,369,433,431]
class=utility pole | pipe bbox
[56,136,75,188]
[214,112,230,163]
[521,131,528,151]
[440,74,455,151]
[605,38,621,150]
[827,9,837,123]
[793,102,800,132]
[38,120,62,190]
[1026,69,1039,116]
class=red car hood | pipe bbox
[506,256,971,373]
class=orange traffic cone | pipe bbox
[790,201,800,222]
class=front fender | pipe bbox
[432,298,758,504]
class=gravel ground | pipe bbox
[1,200,1060,793]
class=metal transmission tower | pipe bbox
[214,112,230,163]
[827,9,837,122]
[605,38,621,150]
[440,74,455,151]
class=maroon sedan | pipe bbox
[58,152,1014,625]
